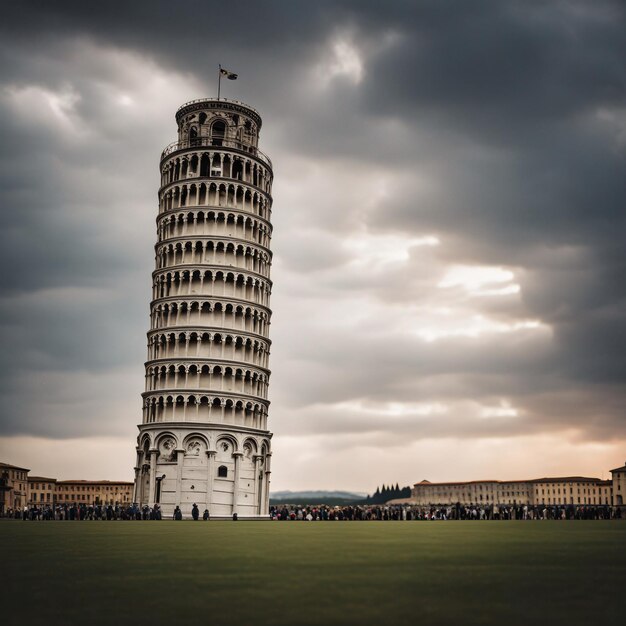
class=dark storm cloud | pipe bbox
[0,0,624,463]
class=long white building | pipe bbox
[133,97,274,518]
[411,464,626,508]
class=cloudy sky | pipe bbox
[0,1,625,491]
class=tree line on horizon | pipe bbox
[363,484,411,504]
[268,484,413,506]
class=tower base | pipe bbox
[133,423,272,519]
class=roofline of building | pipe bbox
[0,462,30,471]
[531,477,603,483]
[28,476,57,482]
[56,480,134,485]
[413,476,605,487]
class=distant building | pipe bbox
[1,461,133,513]
[54,480,133,506]
[27,476,57,507]
[412,479,534,506]
[531,477,613,507]
[27,477,133,507]
[611,462,626,506]
[411,469,623,507]
[0,462,29,514]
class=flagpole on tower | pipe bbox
[217,65,237,101]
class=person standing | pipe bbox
[192,503,199,520]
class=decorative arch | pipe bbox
[182,433,209,458]
[156,432,178,462]
[243,438,258,457]
[216,434,238,454]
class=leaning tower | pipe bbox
[133,98,274,518]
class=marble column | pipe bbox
[253,455,262,514]
[175,448,185,511]
[263,452,272,516]
[132,466,140,504]
[148,449,159,506]
[232,452,243,516]
[206,450,216,513]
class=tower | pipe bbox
[133,98,274,518]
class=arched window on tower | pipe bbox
[189,126,199,146]
[200,154,210,177]
[217,465,228,478]
[211,121,226,146]
[232,160,243,181]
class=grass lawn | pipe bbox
[2,521,625,626]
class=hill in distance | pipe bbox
[270,490,367,504]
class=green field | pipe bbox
[3,521,625,625]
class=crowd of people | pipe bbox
[269,503,621,521]
[2,501,621,521]
[3,503,163,521]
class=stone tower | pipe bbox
[133,98,274,518]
